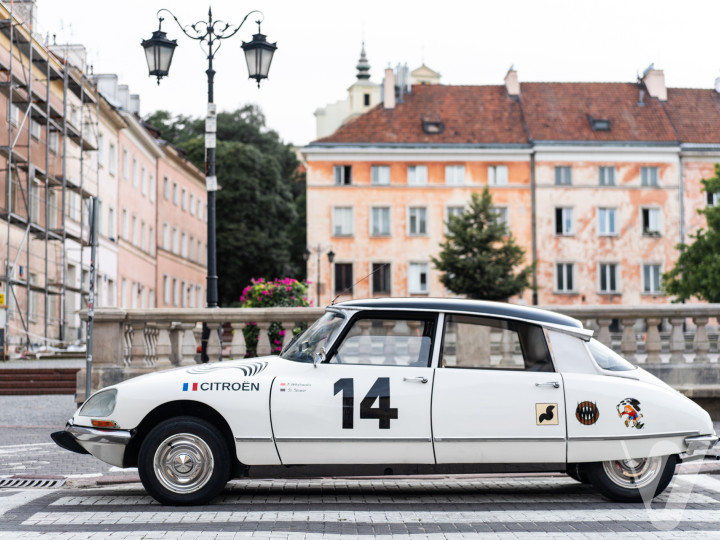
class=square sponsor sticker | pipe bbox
[536,403,559,425]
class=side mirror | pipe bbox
[314,347,326,368]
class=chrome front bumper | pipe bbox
[59,421,132,468]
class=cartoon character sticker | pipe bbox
[617,398,644,429]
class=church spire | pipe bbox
[356,42,370,80]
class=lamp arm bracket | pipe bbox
[215,10,264,41]
[156,8,207,42]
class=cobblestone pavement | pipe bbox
[2,475,720,538]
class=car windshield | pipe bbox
[280,312,345,363]
[587,338,637,371]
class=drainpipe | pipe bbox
[530,151,538,305]
[678,152,684,245]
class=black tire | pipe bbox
[584,454,676,503]
[138,416,231,506]
[566,463,590,484]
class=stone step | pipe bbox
[0,368,78,395]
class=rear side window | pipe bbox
[441,314,553,372]
[587,339,637,371]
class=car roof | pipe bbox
[334,297,584,330]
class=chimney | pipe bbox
[129,94,140,116]
[93,74,118,101]
[383,67,395,109]
[504,66,520,97]
[117,84,130,111]
[641,64,667,101]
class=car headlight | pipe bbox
[79,389,117,417]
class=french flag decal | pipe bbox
[182,383,198,391]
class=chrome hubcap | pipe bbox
[602,456,663,489]
[153,433,214,494]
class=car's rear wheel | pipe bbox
[583,454,676,502]
[138,416,230,506]
[566,463,589,484]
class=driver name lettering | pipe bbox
[182,381,260,392]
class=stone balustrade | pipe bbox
[78,304,720,406]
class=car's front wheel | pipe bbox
[138,416,230,506]
[583,454,676,502]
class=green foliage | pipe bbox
[240,278,310,357]
[431,188,533,301]
[144,105,306,305]
[663,165,720,302]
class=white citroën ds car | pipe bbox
[53,299,717,505]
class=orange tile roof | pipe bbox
[315,82,720,146]
[317,85,529,145]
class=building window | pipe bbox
[173,182,178,204]
[556,263,575,293]
[332,207,353,237]
[28,273,37,321]
[363,93,370,106]
[598,207,617,236]
[122,209,128,239]
[599,263,619,293]
[29,180,41,223]
[488,165,508,186]
[172,227,179,253]
[108,143,116,174]
[97,133,105,166]
[163,177,170,199]
[555,166,572,186]
[643,264,662,294]
[173,278,179,306]
[641,166,659,187]
[132,158,138,188]
[446,206,464,230]
[555,207,573,235]
[407,165,427,186]
[163,223,170,250]
[141,167,147,195]
[334,263,353,294]
[197,200,203,220]
[371,207,391,236]
[492,206,509,228]
[181,188,187,210]
[132,216,138,245]
[30,120,41,140]
[108,207,115,239]
[445,165,465,185]
[371,165,390,185]
[707,191,719,207]
[148,226,154,255]
[122,149,128,180]
[334,165,352,185]
[599,166,615,186]
[408,263,429,294]
[181,231,188,258]
[189,235,194,260]
[189,193,195,215]
[372,263,391,295]
[197,241,203,264]
[9,103,19,125]
[408,207,427,235]
[49,132,59,154]
[642,208,661,235]
[149,176,155,203]
[140,222,146,250]
[121,279,128,308]
[181,280,187,308]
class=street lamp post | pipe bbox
[142,7,276,360]
[303,246,335,307]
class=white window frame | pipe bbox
[492,206,509,228]
[97,133,105,166]
[599,263,620,294]
[555,262,575,293]
[408,206,428,235]
[108,142,116,174]
[488,165,508,186]
[190,193,195,215]
[445,165,465,186]
[371,165,390,185]
[122,149,128,180]
[599,166,615,186]
[408,262,429,294]
[370,206,391,236]
[141,167,147,195]
[334,165,352,185]
[163,223,170,250]
[643,263,662,295]
[407,165,427,186]
[163,177,170,199]
[555,207,573,235]
[598,207,617,236]
[707,191,719,207]
[332,206,354,237]
[132,158,138,188]
[555,166,572,186]
[641,166,659,187]
[642,207,662,235]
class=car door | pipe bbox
[271,313,436,465]
[432,313,567,464]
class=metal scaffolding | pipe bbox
[0,1,97,354]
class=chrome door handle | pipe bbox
[535,381,560,389]
[403,376,428,384]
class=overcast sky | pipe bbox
[33,0,720,147]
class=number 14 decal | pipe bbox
[334,377,398,429]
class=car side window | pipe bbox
[441,314,553,372]
[330,317,432,367]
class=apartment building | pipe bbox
[304,59,720,307]
[0,1,206,353]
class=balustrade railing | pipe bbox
[78,304,720,402]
